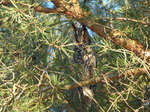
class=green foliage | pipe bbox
[0,0,149,112]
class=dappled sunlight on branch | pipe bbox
[0,0,150,111]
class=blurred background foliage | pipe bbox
[0,0,150,111]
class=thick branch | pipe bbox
[0,1,60,13]
[63,67,149,90]
[33,6,59,13]
[0,0,12,5]
[38,66,149,101]
[38,66,150,99]
[1,0,150,62]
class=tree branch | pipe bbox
[33,6,59,13]
[0,0,12,5]
[40,66,149,91]
[1,0,150,62]
[62,67,149,90]
[37,66,149,101]
[97,17,150,26]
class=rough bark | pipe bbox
[1,0,150,62]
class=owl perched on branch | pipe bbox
[72,22,96,106]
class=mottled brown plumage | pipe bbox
[72,23,96,107]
